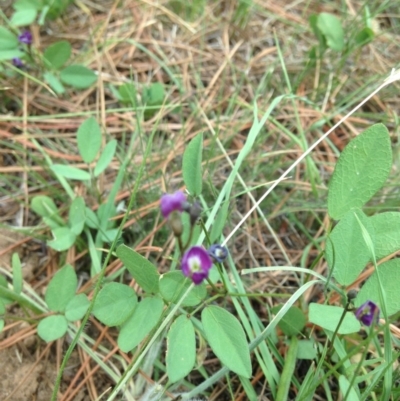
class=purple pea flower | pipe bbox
[160,191,187,218]
[18,31,33,45]
[12,57,24,68]
[355,301,379,326]
[208,244,228,263]
[181,246,212,285]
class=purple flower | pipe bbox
[18,31,32,45]
[160,191,186,218]
[181,246,212,285]
[355,301,379,326]
[12,57,24,68]
[208,244,228,263]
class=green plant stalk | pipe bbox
[51,129,157,401]
[355,213,392,401]
[276,336,299,401]
[343,325,377,401]
[0,286,43,314]
[326,299,351,357]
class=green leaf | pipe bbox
[296,340,317,360]
[276,336,299,401]
[47,227,77,251]
[12,253,23,295]
[309,14,326,49]
[93,282,137,327]
[60,65,97,89]
[85,207,100,229]
[166,314,196,383]
[0,27,18,50]
[43,40,71,69]
[37,315,68,342]
[339,375,360,401]
[202,306,251,378]
[328,124,392,220]
[13,0,41,10]
[210,197,230,243]
[31,195,58,218]
[43,71,65,94]
[43,216,62,229]
[116,245,159,293]
[118,297,164,352]
[0,276,13,305]
[65,293,90,321]
[369,212,400,260]
[45,264,77,312]
[94,140,117,176]
[118,83,136,104]
[355,259,400,316]
[0,49,24,61]
[159,271,206,307]
[43,0,74,20]
[77,117,102,164]
[0,319,4,333]
[51,164,91,180]
[325,209,373,286]
[68,196,86,235]
[182,133,203,196]
[142,82,165,118]
[354,27,374,47]
[316,13,344,51]
[10,9,38,26]
[309,303,361,334]
[272,305,306,336]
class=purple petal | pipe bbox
[18,31,32,45]
[355,300,379,326]
[160,191,186,218]
[181,246,212,285]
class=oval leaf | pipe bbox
[31,195,58,218]
[10,9,37,26]
[94,140,117,177]
[159,271,206,307]
[45,264,77,312]
[116,245,159,293]
[47,227,76,251]
[0,27,18,50]
[37,315,68,342]
[69,196,86,235]
[77,117,102,164]
[166,315,196,383]
[309,303,360,334]
[118,297,164,352]
[369,212,400,260]
[328,123,392,220]
[271,305,306,336]
[43,72,65,94]
[51,164,91,180]
[202,306,251,378]
[60,64,97,89]
[65,293,90,321]
[182,133,203,196]
[355,259,400,316]
[316,13,344,51]
[93,283,137,327]
[43,40,71,69]
[325,209,373,286]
